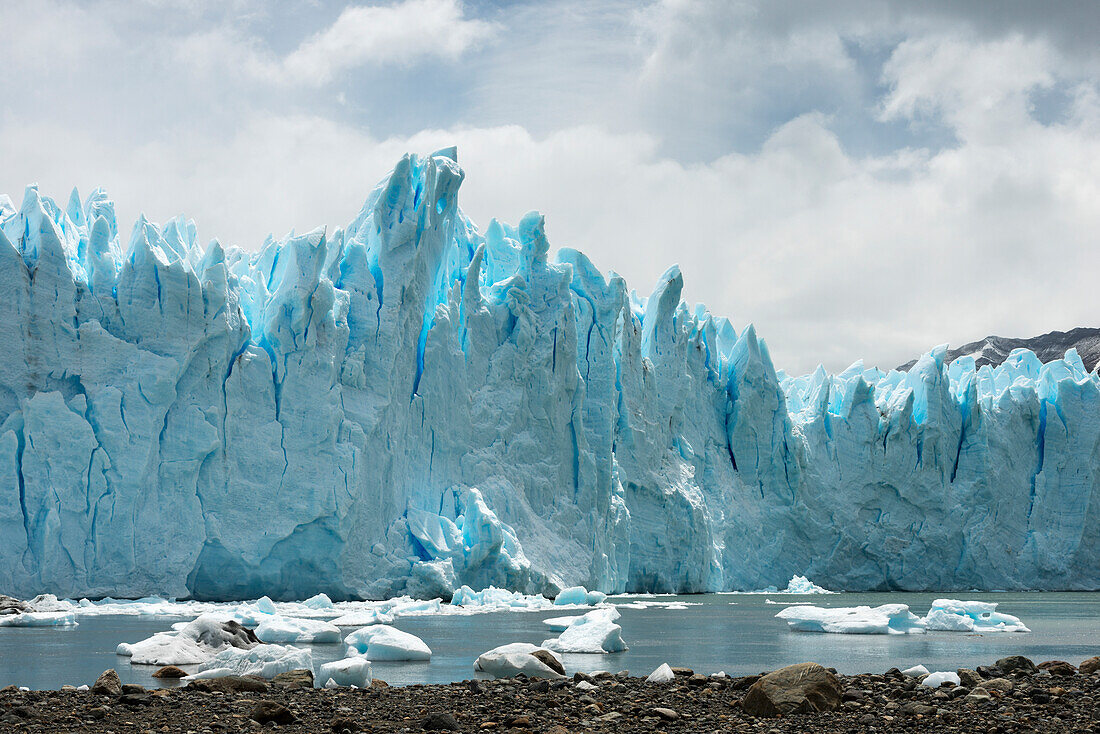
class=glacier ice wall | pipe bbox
[0,149,1097,600]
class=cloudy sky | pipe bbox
[2,0,1098,373]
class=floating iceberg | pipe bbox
[118,614,258,665]
[0,611,77,627]
[344,625,431,661]
[254,616,341,643]
[542,608,627,653]
[542,615,583,632]
[923,599,1030,632]
[1,150,1098,601]
[474,642,564,679]
[777,600,1031,635]
[775,604,927,635]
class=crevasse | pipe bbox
[0,149,1097,600]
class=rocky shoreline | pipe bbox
[2,654,1099,733]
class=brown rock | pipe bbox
[741,662,842,717]
[651,707,679,720]
[530,649,565,675]
[271,668,314,689]
[982,677,1014,693]
[151,665,188,679]
[187,675,269,693]
[91,669,122,696]
[1079,656,1100,675]
[250,700,296,725]
[1038,660,1076,676]
[372,678,389,688]
[957,668,983,688]
[670,666,694,676]
[995,655,1037,674]
[421,712,461,730]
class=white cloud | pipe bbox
[282,0,496,84]
[0,0,1098,375]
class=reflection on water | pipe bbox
[2,592,1098,690]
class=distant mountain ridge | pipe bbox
[897,327,1100,373]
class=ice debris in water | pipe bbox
[1,150,1099,601]
[776,599,1031,635]
[0,611,77,627]
[922,599,1030,632]
[117,613,258,665]
[775,604,927,635]
[541,608,627,653]
[344,625,431,661]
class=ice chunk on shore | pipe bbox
[0,611,77,627]
[542,608,627,653]
[775,604,926,635]
[923,599,1030,633]
[198,644,313,679]
[922,671,960,687]
[119,614,258,665]
[902,664,930,678]
[254,616,341,643]
[646,663,675,683]
[474,643,564,679]
[344,625,431,661]
[317,656,372,688]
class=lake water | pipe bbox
[2,592,1098,690]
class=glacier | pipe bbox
[0,148,1098,601]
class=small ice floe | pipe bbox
[923,599,1030,633]
[922,671,961,687]
[474,643,565,679]
[344,625,431,661]
[451,586,557,612]
[330,609,394,627]
[254,616,341,644]
[902,665,930,678]
[0,611,78,627]
[192,643,313,679]
[317,656,372,688]
[541,608,627,654]
[775,604,926,635]
[646,663,675,683]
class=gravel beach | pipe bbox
[2,656,1098,733]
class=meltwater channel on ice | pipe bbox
[0,147,1097,604]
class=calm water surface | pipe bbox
[2,592,1098,690]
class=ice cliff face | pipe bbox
[1,150,1097,600]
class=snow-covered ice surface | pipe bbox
[922,671,961,687]
[1,149,1099,600]
[0,611,77,627]
[195,644,314,679]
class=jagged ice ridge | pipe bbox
[1,149,1097,600]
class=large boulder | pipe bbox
[1038,660,1076,677]
[1079,656,1100,675]
[741,662,842,717]
[91,669,122,696]
[995,656,1037,674]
